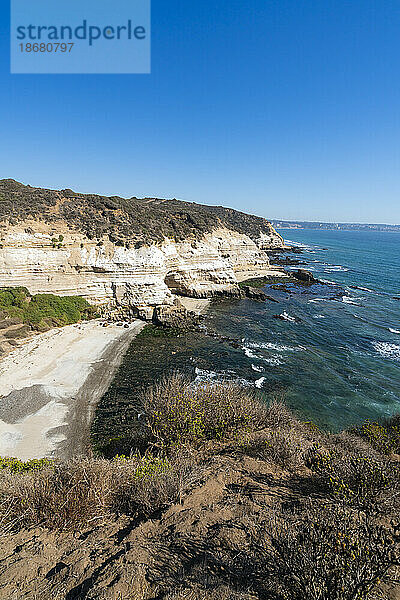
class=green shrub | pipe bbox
[354,417,400,455]
[0,287,96,330]
[113,453,170,479]
[303,420,321,433]
[0,287,31,310]
[0,456,52,473]
[0,179,282,246]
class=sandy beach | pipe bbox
[0,320,145,461]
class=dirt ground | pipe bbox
[0,446,399,600]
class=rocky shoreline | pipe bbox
[0,228,330,462]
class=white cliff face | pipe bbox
[0,221,284,312]
[256,230,285,250]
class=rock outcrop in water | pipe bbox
[0,180,285,319]
[292,269,319,284]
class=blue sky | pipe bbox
[1,0,399,223]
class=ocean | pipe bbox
[92,229,400,449]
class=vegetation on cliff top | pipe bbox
[0,286,96,331]
[0,375,399,599]
[0,178,279,246]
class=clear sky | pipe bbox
[1,1,399,224]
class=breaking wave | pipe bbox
[194,367,253,386]
[341,296,360,305]
[246,342,301,352]
[371,342,400,361]
[276,311,297,323]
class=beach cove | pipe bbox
[0,319,144,460]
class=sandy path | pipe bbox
[0,320,145,460]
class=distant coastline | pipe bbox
[272,220,400,232]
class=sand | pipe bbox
[178,297,211,314]
[0,320,145,460]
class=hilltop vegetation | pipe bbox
[0,375,399,599]
[0,179,278,246]
[0,286,96,332]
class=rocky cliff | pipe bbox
[0,180,285,318]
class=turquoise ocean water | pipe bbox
[230,228,400,430]
[93,229,400,444]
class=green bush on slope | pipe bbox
[142,372,270,449]
[0,457,52,473]
[0,287,96,331]
[354,416,400,455]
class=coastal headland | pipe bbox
[0,179,290,460]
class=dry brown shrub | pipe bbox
[0,453,195,531]
[241,429,306,470]
[305,443,400,514]
[164,588,256,600]
[142,372,271,449]
[263,398,298,430]
[264,503,400,600]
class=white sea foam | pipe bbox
[350,285,376,293]
[286,265,316,271]
[308,297,330,303]
[243,345,287,366]
[284,240,316,251]
[342,296,359,305]
[255,377,266,388]
[238,378,254,387]
[263,356,284,366]
[194,367,253,386]
[372,341,400,361]
[324,265,349,272]
[389,328,400,334]
[313,314,326,319]
[243,347,262,359]
[194,367,220,382]
[277,311,297,323]
[247,342,300,352]
[246,343,267,350]
[243,345,283,363]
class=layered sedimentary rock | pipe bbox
[0,221,284,316]
[0,179,285,318]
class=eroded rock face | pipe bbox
[0,221,284,315]
[153,299,202,330]
[240,286,268,302]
